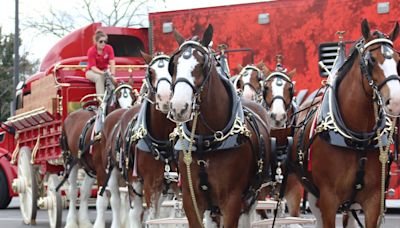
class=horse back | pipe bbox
[241,98,271,134]
[63,108,96,155]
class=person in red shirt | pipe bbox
[86,29,115,97]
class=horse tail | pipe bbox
[60,129,69,154]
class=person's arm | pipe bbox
[108,45,116,75]
[109,60,116,75]
[90,66,105,75]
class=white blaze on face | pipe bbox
[242,69,256,100]
[170,49,198,121]
[270,77,287,122]
[153,59,172,113]
[378,50,400,115]
[117,87,133,108]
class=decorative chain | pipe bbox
[178,111,204,228]
[375,102,396,227]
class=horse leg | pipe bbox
[79,173,95,228]
[361,194,381,228]
[238,204,256,228]
[308,192,323,228]
[128,181,144,228]
[119,185,130,228]
[319,190,340,228]
[285,174,303,228]
[285,174,302,217]
[181,189,205,228]
[221,193,242,228]
[108,168,122,228]
[93,186,109,228]
[65,165,79,228]
[203,210,219,228]
[344,203,362,228]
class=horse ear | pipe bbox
[262,65,271,77]
[202,24,213,47]
[237,64,243,72]
[173,28,185,46]
[389,21,399,42]
[287,68,296,78]
[361,19,371,40]
[140,50,152,64]
[256,61,264,69]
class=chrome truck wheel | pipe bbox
[12,147,38,224]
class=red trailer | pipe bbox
[148,0,400,208]
[0,23,147,227]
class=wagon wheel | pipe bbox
[47,174,62,228]
[17,147,38,224]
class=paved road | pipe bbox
[1,198,400,227]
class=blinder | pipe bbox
[146,54,171,94]
[263,71,295,110]
[358,37,400,93]
[170,41,213,97]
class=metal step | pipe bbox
[251,217,316,227]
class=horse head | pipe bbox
[235,62,269,102]
[141,51,172,114]
[263,68,296,128]
[168,24,214,123]
[359,19,400,116]
[113,77,136,109]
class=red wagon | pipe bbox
[0,23,147,227]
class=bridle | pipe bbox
[145,54,171,95]
[357,35,400,117]
[262,71,295,113]
[168,40,214,122]
[236,65,264,102]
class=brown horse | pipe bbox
[61,78,136,228]
[292,19,400,228]
[168,25,272,228]
[234,63,269,102]
[95,52,176,228]
[260,66,304,219]
[236,61,303,221]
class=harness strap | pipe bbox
[294,108,320,198]
[242,109,267,211]
[197,155,221,217]
[99,148,115,196]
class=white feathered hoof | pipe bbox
[79,219,93,228]
[93,220,106,228]
[64,221,79,228]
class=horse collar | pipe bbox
[134,100,174,162]
[174,76,250,153]
[315,84,389,150]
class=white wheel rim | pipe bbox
[47,174,61,228]
[18,149,33,224]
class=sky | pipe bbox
[0,0,267,64]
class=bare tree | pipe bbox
[24,0,158,38]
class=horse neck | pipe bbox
[147,94,174,139]
[337,59,376,132]
[196,68,230,134]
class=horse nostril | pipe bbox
[385,99,391,107]
[157,94,162,100]
[180,103,189,115]
[270,113,276,119]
